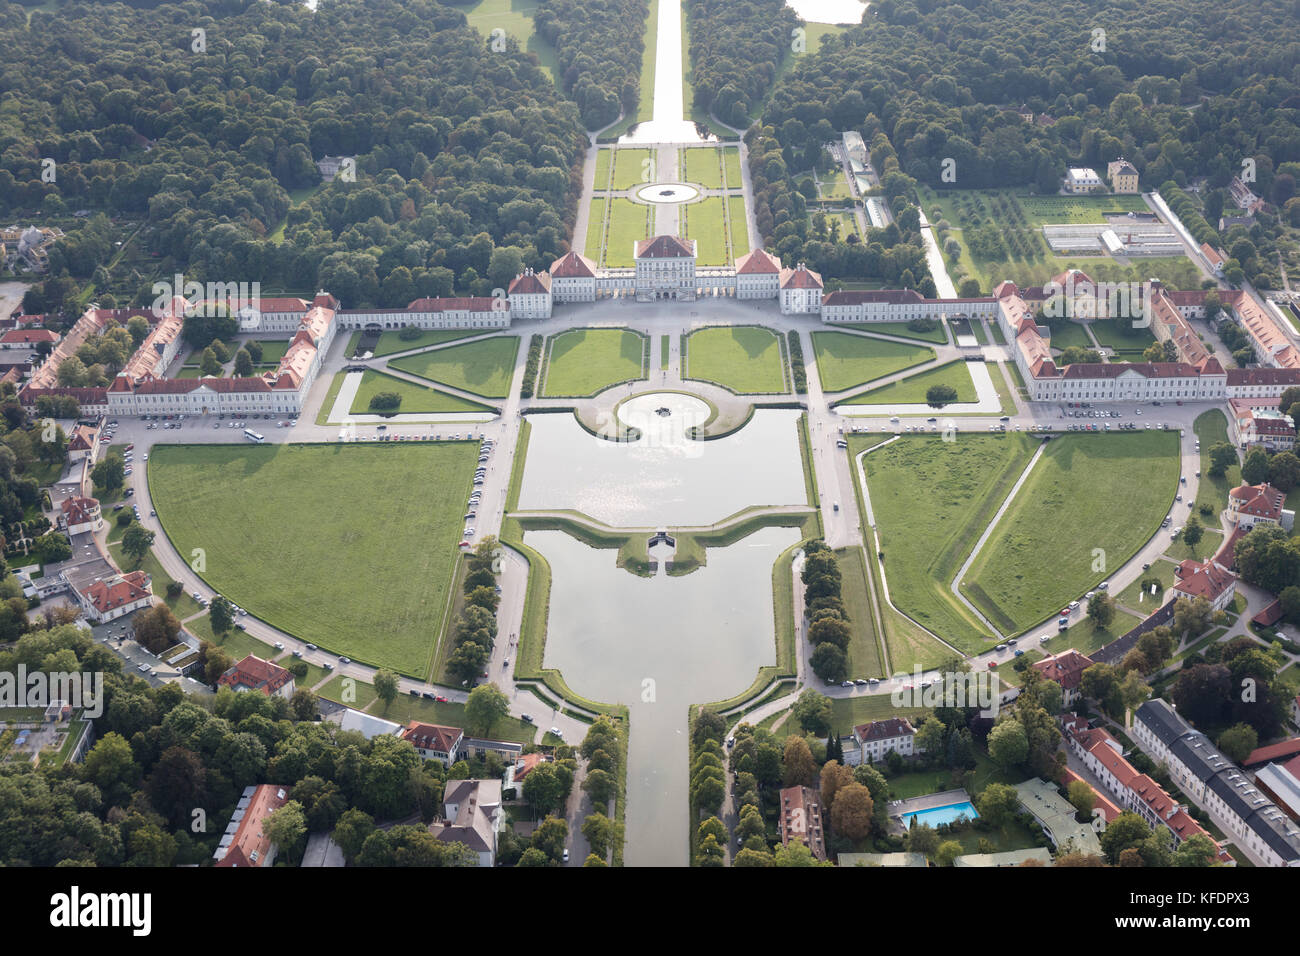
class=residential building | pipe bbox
[1255,756,1300,821]
[0,328,57,350]
[433,779,504,867]
[58,495,102,536]
[1063,167,1103,194]
[73,570,152,624]
[214,784,291,867]
[401,721,464,765]
[65,424,99,463]
[1107,158,1139,194]
[1133,699,1300,866]
[777,786,827,861]
[1031,649,1094,708]
[217,655,296,699]
[733,249,781,299]
[1228,397,1297,451]
[1171,557,1237,611]
[1228,482,1295,532]
[779,263,823,314]
[852,717,917,764]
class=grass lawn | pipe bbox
[1040,611,1141,657]
[812,331,935,393]
[727,195,750,258]
[1165,527,1221,562]
[317,674,379,711]
[461,0,558,81]
[314,370,349,426]
[612,148,653,190]
[836,321,948,345]
[1090,319,1157,353]
[828,694,933,737]
[585,197,607,262]
[811,210,860,242]
[350,370,493,415]
[542,328,646,396]
[371,329,486,358]
[684,147,723,189]
[376,694,537,744]
[250,339,288,364]
[593,149,612,190]
[853,433,1039,655]
[963,433,1178,634]
[819,169,854,201]
[686,325,786,394]
[723,147,743,190]
[148,442,479,676]
[684,196,730,265]
[994,649,1045,687]
[1115,558,1176,612]
[1047,322,1093,351]
[839,360,976,406]
[183,613,277,662]
[387,336,519,398]
[836,546,883,679]
[1193,409,1240,516]
[605,198,651,267]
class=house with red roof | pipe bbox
[214,784,291,867]
[507,268,552,319]
[1243,738,1300,768]
[1228,482,1294,532]
[549,250,599,301]
[852,717,917,764]
[75,570,153,623]
[1171,557,1237,611]
[217,655,296,699]
[401,721,464,765]
[1031,649,1094,708]
[66,423,99,463]
[778,786,827,861]
[778,263,823,314]
[0,328,57,349]
[734,249,781,299]
[59,495,102,535]
[635,235,697,302]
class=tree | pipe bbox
[1181,516,1204,554]
[1087,593,1116,629]
[1100,811,1153,863]
[208,596,234,635]
[975,782,1020,827]
[199,346,222,377]
[792,689,832,737]
[819,760,855,814]
[522,762,566,816]
[782,736,818,788]
[581,811,620,860]
[1241,447,1270,485]
[290,688,318,722]
[464,682,509,735]
[987,720,1029,771]
[1067,780,1096,818]
[373,668,399,709]
[915,716,946,760]
[935,840,963,867]
[91,455,125,493]
[926,384,958,408]
[234,349,254,377]
[1216,723,1258,763]
[530,816,568,863]
[80,731,139,806]
[810,642,848,683]
[121,522,155,564]
[133,604,181,655]
[265,800,308,861]
[582,768,617,808]
[829,782,873,840]
[369,391,402,411]
[1172,596,1214,639]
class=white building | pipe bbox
[852,717,917,764]
[1063,167,1102,194]
[635,235,698,302]
[778,263,823,314]
[435,779,504,867]
[507,269,552,319]
[733,249,781,299]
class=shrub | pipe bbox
[368,391,401,411]
[115,511,134,527]
[397,325,422,341]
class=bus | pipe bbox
[243,429,265,443]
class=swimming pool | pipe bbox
[903,801,979,828]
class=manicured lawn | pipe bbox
[585,197,607,263]
[1193,409,1240,516]
[685,196,730,265]
[605,198,651,267]
[837,321,948,345]
[148,442,479,676]
[819,169,854,201]
[314,370,349,426]
[350,370,493,415]
[836,546,882,679]
[460,0,558,81]
[828,694,933,736]
[1166,527,1222,562]
[962,432,1179,634]
[722,147,743,190]
[1090,319,1157,353]
[1016,193,1151,225]
[387,336,519,398]
[612,148,653,189]
[183,613,278,662]
[371,329,486,358]
[994,649,1044,687]
[812,331,935,393]
[1040,611,1142,657]
[542,328,646,396]
[853,433,1039,655]
[376,694,537,744]
[250,339,288,363]
[686,325,786,394]
[1046,322,1093,351]
[727,195,750,258]
[839,360,976,406]
[811,210,859,242]
[1115,558,1176,613]
[684,147,723,189]
[317,674,379,711]
[593,149,612,190]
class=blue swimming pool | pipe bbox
[903,801,979,828]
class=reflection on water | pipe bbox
[786,0,869,25]
[518,406,806,527]
[531,524,800,865]
[618,0,714,144]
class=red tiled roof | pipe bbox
[406,297,499,312]
[853,717,915,742]
[1227,368,1300,388]
[549,250,597,278]
[1031,649,1094,691]
[779,264,823,290]
[1059,361,1205,380]
[1243,738,1300,767]
[0,328,57,344]
[1253,599,1284,627]
[83,571,151,614]
[401,721,462,754]
[18,385,108,407]
[218,655,294,695]
[215,784,290,867]
[734,249,781,275]
[508,270,551,295]
[1172,558,1236,603]
[60,495,99,525]
[1230,482,1285,521]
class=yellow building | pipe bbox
[1107,158,1139,194]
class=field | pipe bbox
[370,329,485,358]
[961,432,1179,635]
[684,147,723,189]
[612,148,653,189]
[723,147,743,190]
[835,547,883,679]
[148,443,479,676]
[541,328,646,396]
[1040,610,1142,657]
[818,169,854,201]
[605,198,652,267]
[585,196,607,260]
[460,0,558,81]
[686,325,786,394]
[1193,409,1241,515]
[387,336,519,398]
[839,360,976,406]
[593,150,612,190]
[251,339,288,364]
[727,195,750,258]
[854,433,1039,655]
[685,196,730,265]
[349,370,493,415]
[812,331,935,393]
[1115,557,1177,613]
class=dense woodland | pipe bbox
[534,0,649,130]
[0,0,587,311]
[685,0,798,128]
